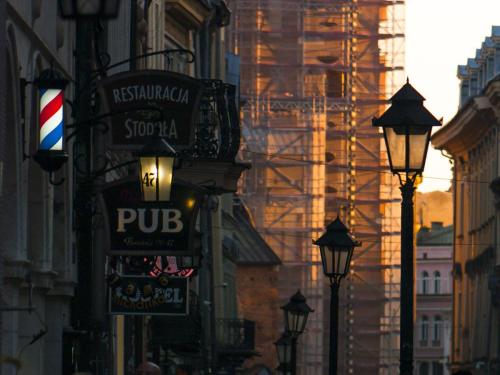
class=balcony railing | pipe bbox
[216,319,256,352]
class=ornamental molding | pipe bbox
[431,94,499,155]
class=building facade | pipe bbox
[415,223,453,375]
[1,2,76,375]
[431,26,500,375]
[0,1,264,374]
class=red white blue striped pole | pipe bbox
[33,68,69,172]
[39,88,64,151]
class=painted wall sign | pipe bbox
[99,70,203,150]
[109,276,188,315]
[100,178,203,255]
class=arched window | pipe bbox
[421,316,429,344]
[434,271,441,294]
[422,271,429,294]
[419,362,429,375]
[433,316,442,343]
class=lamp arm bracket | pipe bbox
[94,48,195,74]
[90,160,137,181]
[75,48,195,99]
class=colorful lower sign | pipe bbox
[109,276,189,316]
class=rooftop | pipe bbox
[417,222,453,246]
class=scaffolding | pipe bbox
[228,0,405,373]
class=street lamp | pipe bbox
[275,332,292,375]
[58,0,121,19]
[281,290,313,375]
[138,136,178,202]
[372,79,441,375]
[33,68,69,173]
[314,217,360,375]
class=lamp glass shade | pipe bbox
[275,334,292,365]
[284,309,308,336]
[408,126,431,170]
[319,245,354,278]
[383,126,406,171]
[383,125,432,173]
[139,156,174,201]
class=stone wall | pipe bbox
[236,266,281,372]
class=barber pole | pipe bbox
[39,88,64,151]
[33,68,69,172]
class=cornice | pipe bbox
[166,0,211,30]
[431,95,498,155]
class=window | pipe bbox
[419,362,429,375]
[433,316,442,343]
[420,316,429,345]
[422,271,429,294]
[434,271,441,294]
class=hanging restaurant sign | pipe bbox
[99,177,203,256]
[99,70,203,150]
[109,276,189,316]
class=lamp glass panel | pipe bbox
[298,313,308,333]
[140,156,158,201]
[284,340,292,363]
[277,344,285,363]
[77,0,100,14]
[337,247,352,276]
[157,156,174,201]
[384,126,406,171]
[276,338,291,364]
[320,245,333,276]
[286,310,298,333]
[408,126,431,171]
[39,88,64,151]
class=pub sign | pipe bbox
[109,276,189,316]
[99,70,203,150]
[100,178,203,255]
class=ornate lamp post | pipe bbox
[372,79,441,375]
[281,290,313,375]
[275,332,292,375]
[314,217,360,375]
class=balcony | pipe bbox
[216,319,258,366]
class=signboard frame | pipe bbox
[98,69,203,151]
[109,275,189,316]
[99,177,204,256]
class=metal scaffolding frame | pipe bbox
[228,0,405,373]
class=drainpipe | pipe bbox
[200,9,216,79]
